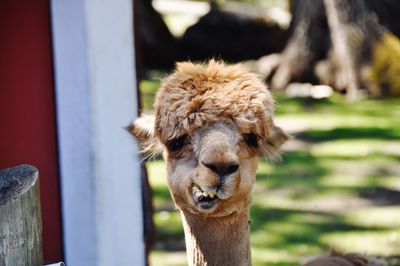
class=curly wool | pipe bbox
[154,60,276,144]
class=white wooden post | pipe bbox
[50,0,145,265]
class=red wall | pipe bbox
[0,0,63,263]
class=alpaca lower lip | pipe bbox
[192,186,220,209]
[198,197,220,209]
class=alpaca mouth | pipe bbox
[192,185,221,210]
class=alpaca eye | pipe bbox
[244,133,259,148]
[167,135,187,151]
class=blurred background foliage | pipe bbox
[135,0,400,265]
[368,33,400,97]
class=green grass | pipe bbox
[140,80,400,265]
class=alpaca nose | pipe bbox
[202,161,239,178]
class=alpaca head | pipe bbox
[130,60,288,217]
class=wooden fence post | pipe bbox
[0,165,43,266]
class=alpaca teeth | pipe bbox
[194,190,203,201]
[194,190,202,196]
[208,191,216,198]
[192,185,218,201]
[192,186,202,194]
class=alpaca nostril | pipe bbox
[202,161,239,178]
[226,164,239,175]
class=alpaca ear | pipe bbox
[269,124,289,149]
[127,114,163,154]
[259,123,289,160]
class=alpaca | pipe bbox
[129,60,288,265]
[304,249,389,266]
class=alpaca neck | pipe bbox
[181,209,251,266]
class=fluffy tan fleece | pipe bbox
[153,60,287,158]
[303,249,389,266]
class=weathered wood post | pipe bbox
[0,165,43,266]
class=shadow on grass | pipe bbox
[258,149,400,205]
[275,97,338,115]
[257,151,329,188]
[297,127,400,142]
[356,186,400,206]
[249,205,388,252]
[276,95,400,117]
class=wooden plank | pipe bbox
[0,165,43,266]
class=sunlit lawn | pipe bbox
[140,80,400,265]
